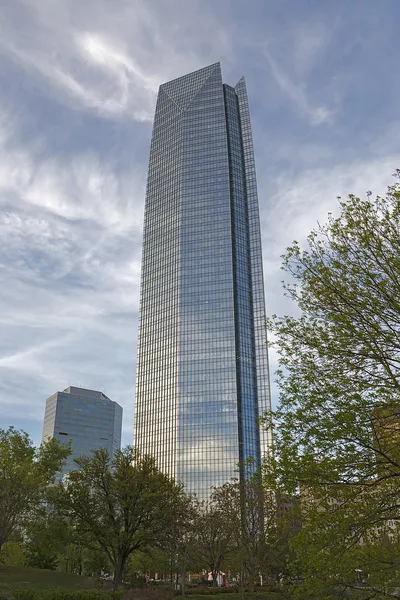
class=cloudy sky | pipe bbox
[1,0,399,448]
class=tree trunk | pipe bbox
[113,552,126,590]
[248,568,256,593]
[246,563,257,593]
[240,561,245,600]
[180,548,186,597]
[78,551,83,576]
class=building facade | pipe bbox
[134,63,271,499]
[42,386,122,476]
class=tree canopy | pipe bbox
[0,427,69,553]
[211,475,290,592]
[267,172,400,597]
[50,446,192,588]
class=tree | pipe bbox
[212,474,293,593]
[213,477,265,592]
[290,482,400,599]
[126,546,170,582]
[160,492,198,596]
[25,510,70,570]
[190,497,235,587]
[267,172,400,597]
[50,446,191,589]
[58,542,109,577]
[0,427,70,553]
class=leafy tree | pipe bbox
[160,492,198,595]
[267,172,400,597]
[57,541,109,576]
[50,446,191,589]
[0,427,70,553]
[212,477,265,592]
[25,516,66,570]
[212,474,293,593]
[290,483,400,599]
[60,542,84,575]
[81,545,111,577]
[24,507,74,571]
[190,497,235,587]
[127,546,170,579]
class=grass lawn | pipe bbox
[0,565,102,597]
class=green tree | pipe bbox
[50,446,191,589]
[212,477,265,592]
[127,546,170,578]
[24,507,72,571]
[290,482,400,599]
[81,545,111,577]
[267,172,400,597]
[0,427,70,553]
[212,474,293,593]
[190,497,235,587]
[160,492,198,596]
[60,542,84,575]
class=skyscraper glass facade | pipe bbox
[134,63,271,499]
[42,386,123,477]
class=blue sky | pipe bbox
[1,0,399,448]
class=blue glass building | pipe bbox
[42,386,123,477]
[134,63,271,499]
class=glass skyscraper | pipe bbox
[134,63,271,499]
[42,386,123,477]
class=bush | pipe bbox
[185,589,239,595]
[182,592,285,600]
[0,542,26,567]
[123,587,175,600]
[122,573,146,588]
[12,590,123,600]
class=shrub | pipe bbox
[12,591,36,600]
[181,592,285,600]
[0,542,26,567]
[12,590,123,600]
[122,573,146,588]
[185,589,239,595]
[123,587,175,600]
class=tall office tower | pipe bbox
[134,63,271,499]
[42,386,123,477]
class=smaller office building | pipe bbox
[42,386,123,477]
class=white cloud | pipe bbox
[264,48,333,125]
[0,1,158,120]
[0,0,235,122]
[0,123,145,232]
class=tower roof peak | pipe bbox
[160,63,221,110]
